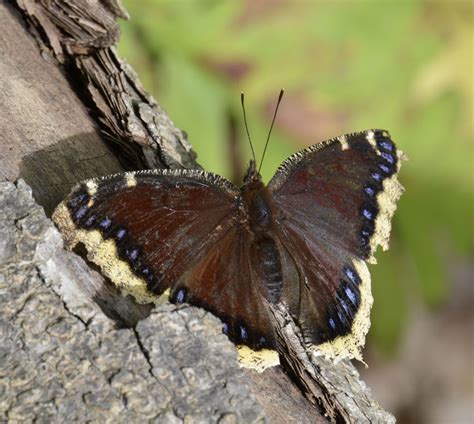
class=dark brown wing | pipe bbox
[268,129,404,359]
[53,169,240,303]
[171,225,276,349]
[53,168,275,350]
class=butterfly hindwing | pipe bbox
[172,226,276,349]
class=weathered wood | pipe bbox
[0,1,124,216]
[269,303,395,423]
[1,0,395,422]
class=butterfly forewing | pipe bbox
[54,170,240,302]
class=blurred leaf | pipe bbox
[369,246,408,355]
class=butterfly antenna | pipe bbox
[241,92,257,164]
[259,89,284,173]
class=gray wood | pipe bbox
[1,1,395,422]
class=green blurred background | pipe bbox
[118,1,473,421]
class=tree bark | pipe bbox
[0,1,395,423]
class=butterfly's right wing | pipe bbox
[267,130,404,360]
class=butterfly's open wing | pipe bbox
[53,169,275,350]
[268,129,404,359]
[53,169,241,303]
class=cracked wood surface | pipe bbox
[1,1,395,422]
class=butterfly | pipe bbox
[53,92,404,363]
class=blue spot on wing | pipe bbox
[222,322,229,335]
[70,193,88,208]
[99,217,112,230]
[127,248,139,262]
[344,266,360,285]
[74,205,88,220]
[175,288,187,304]
[362,209,373,220]
[364,186,376,197]
[345,287,357,306]
[84,214,96,227]
[381,151,395,164]
[378,163,391,174]
[377,138,394,152]
[240,325,248,341]
[116,228,127,240]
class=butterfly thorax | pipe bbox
[241,162,275,232]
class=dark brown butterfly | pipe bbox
[53,93,404,362]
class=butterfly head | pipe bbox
[242,159,262,187]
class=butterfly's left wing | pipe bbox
[52,169,242,304]
[267,129,405,360]
[53,169,278,354]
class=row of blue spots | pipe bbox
[67,188,163,294]
[361,135,398,252]
[171,287,272,349]
[326,307,350,337]
[69,189,90,222]
[360,175,380,249]
[376,136,397,176]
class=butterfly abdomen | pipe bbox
[242,180,283,303]
[253,235,283,303]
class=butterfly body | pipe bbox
[53,129,404,363]
[240,167,284,305]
